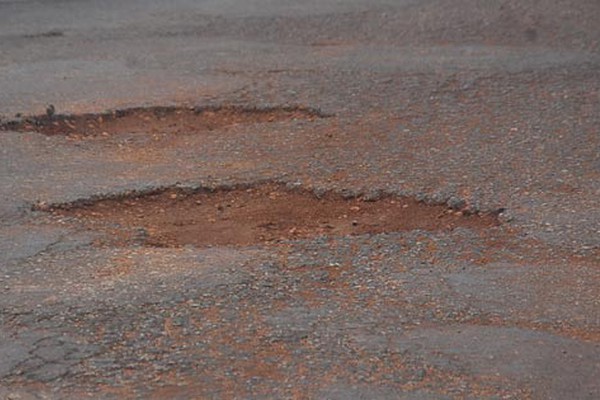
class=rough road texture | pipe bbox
[0,0,599,399]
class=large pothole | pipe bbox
[1,105,326,137]
[45,184,500,248]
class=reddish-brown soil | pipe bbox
[50,183,499,248]
[0,106,325,137]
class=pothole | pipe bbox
[0,105,327,137]
[44,183,500,248]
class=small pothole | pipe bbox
[1,105,327,137]
[44,183,500,248]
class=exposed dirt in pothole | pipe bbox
[0,106,326,137]
[48,184,500,248]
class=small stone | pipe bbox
[313,187,327,199]
[447,196,466,210]
[285,181,302,190]
[498,209,514,223]
[363,189,383,202]
[35,201,50,212]
[45,104,55,118]
[340,189,358,199]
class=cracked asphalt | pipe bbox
[0,0,599,399]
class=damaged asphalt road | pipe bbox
[0,0,599,399]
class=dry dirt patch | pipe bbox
[48,184,499,248]
[1,105,325,137]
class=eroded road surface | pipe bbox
[0,1,599,399]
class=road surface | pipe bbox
[0,0,599,398]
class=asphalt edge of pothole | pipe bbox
[0,104,334,136]
[30,179,506,222]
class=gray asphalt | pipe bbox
[0,0,599,399]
